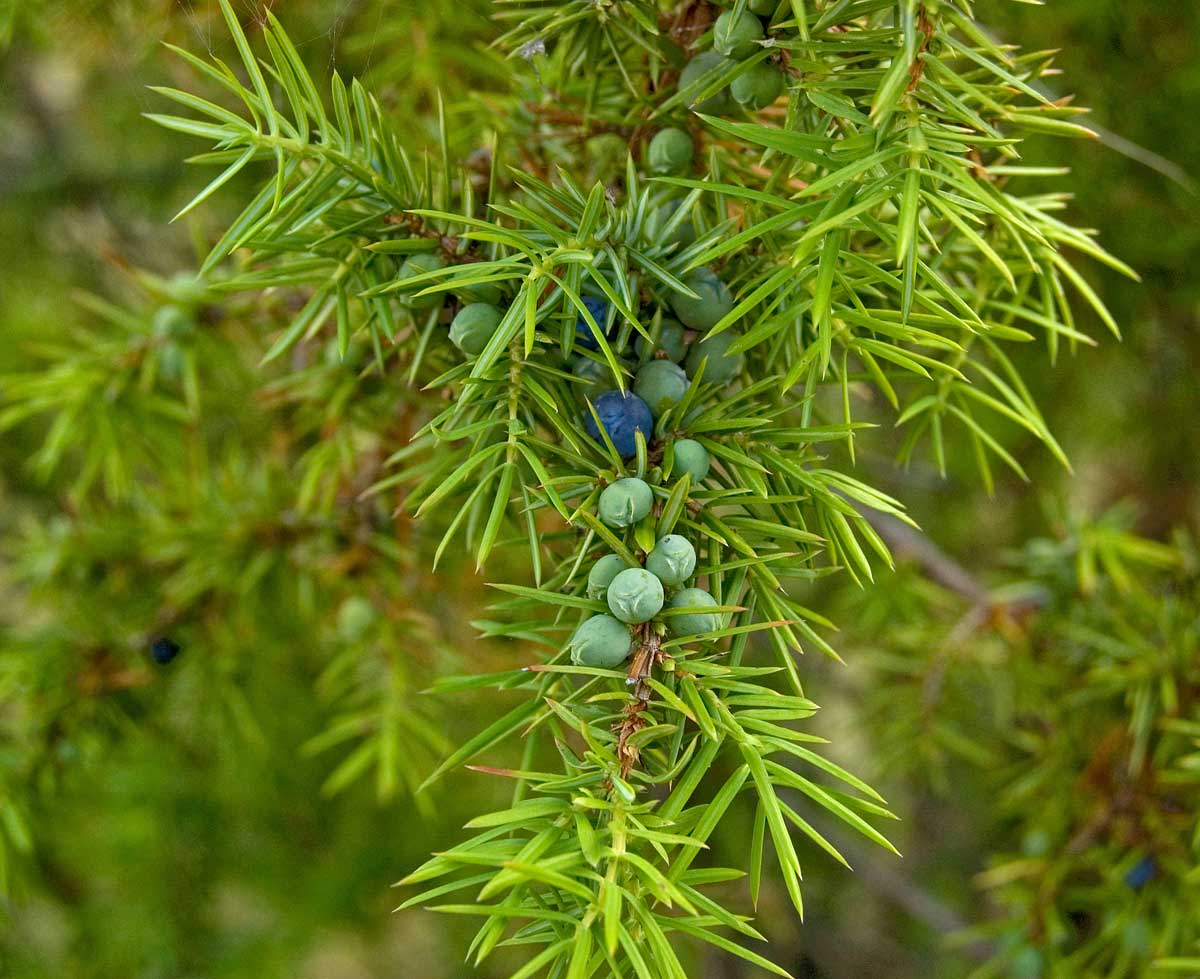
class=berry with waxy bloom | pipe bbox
[633,360,689,417]
[731,63,784,109]
[587,554,631,600]
[665,587,721,637]
[576,295,611,350]
[598,477,653,528]
[714,9,764,59]
[672,439,711,484]
[398,252,446,310]
[585,390,654,458]
[685,329,744,382]
[646,535,697,587]
[449,302,503,355]
[648,127,695,174]
[636,318,689,363]
[606,568,666,624]
[678,51,735,114]
[671,266,734,331]
[569,615,634,668]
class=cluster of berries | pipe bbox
[577,264,742,459]
[678,4,786,113]
[568,476,722,668]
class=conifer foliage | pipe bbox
[6,0,1187,976]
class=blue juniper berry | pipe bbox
[150,636,182,665]
[585,390,653,458]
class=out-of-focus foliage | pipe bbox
[0,0,1196,977]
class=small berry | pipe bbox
[569,615,634,668]
[571,355,609,392]
[588,554,632,600]
[646,535,697,587]
[672,439,711,484]
[586,390,654,458]
[713,10,764,59]
[576,295,611,350]
[685,329,744,383]
[731,63,785,110]
[671,266,734,331]
[456,279,503,305]
[636,318,689,364]
[607,568,666,624]
[633,360,689,417]
[153,305,192,340]
[337,596,377,642]
[747,0,776,14]
[450,302,503,355]
[648,200,696,249]
[598,477,654,528]
[399,252,447,311]
[665,587,721,637]
[648,128,695,175]
[150,636,181,665]
[1124,856,1157,890]
[678,51,735,114]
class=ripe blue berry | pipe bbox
[569,615,634,668]
[588,554,632,600]
[1125,856,1157,890]
[646,535,697,587]
[665,587,721,637]
[599,477,654,528]
[672,439,711,483]
[585,390,654,458]
[607,568,666,624]
[576,295,611,350]
[633,360,689,417]
[150,636,181,665]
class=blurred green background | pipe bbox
[0,1,1196,976]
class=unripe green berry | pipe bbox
[337,596,377,642]
[671,266,734,331]
[665,587,721,637]
[747,0,776,13]
[713,10,763,59]
[166,273,208,307]
[153,304,193,340]
[636,318,689,364]
[731,63,785,109]
[672,439,711,484]
[678,51,735,114]
[606,568,665,624]
[571,355,609,392]
[685,329,744,383]
[569,614,634,668]
[457,280,503,305]
[646,535,697,587]
[648,128,695,175]
[633,360,689,417]
[399,252,446,310]
[449,302,503,355]
[598,477,653,528]
[648,200,696,249]
[587,554,631,601]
